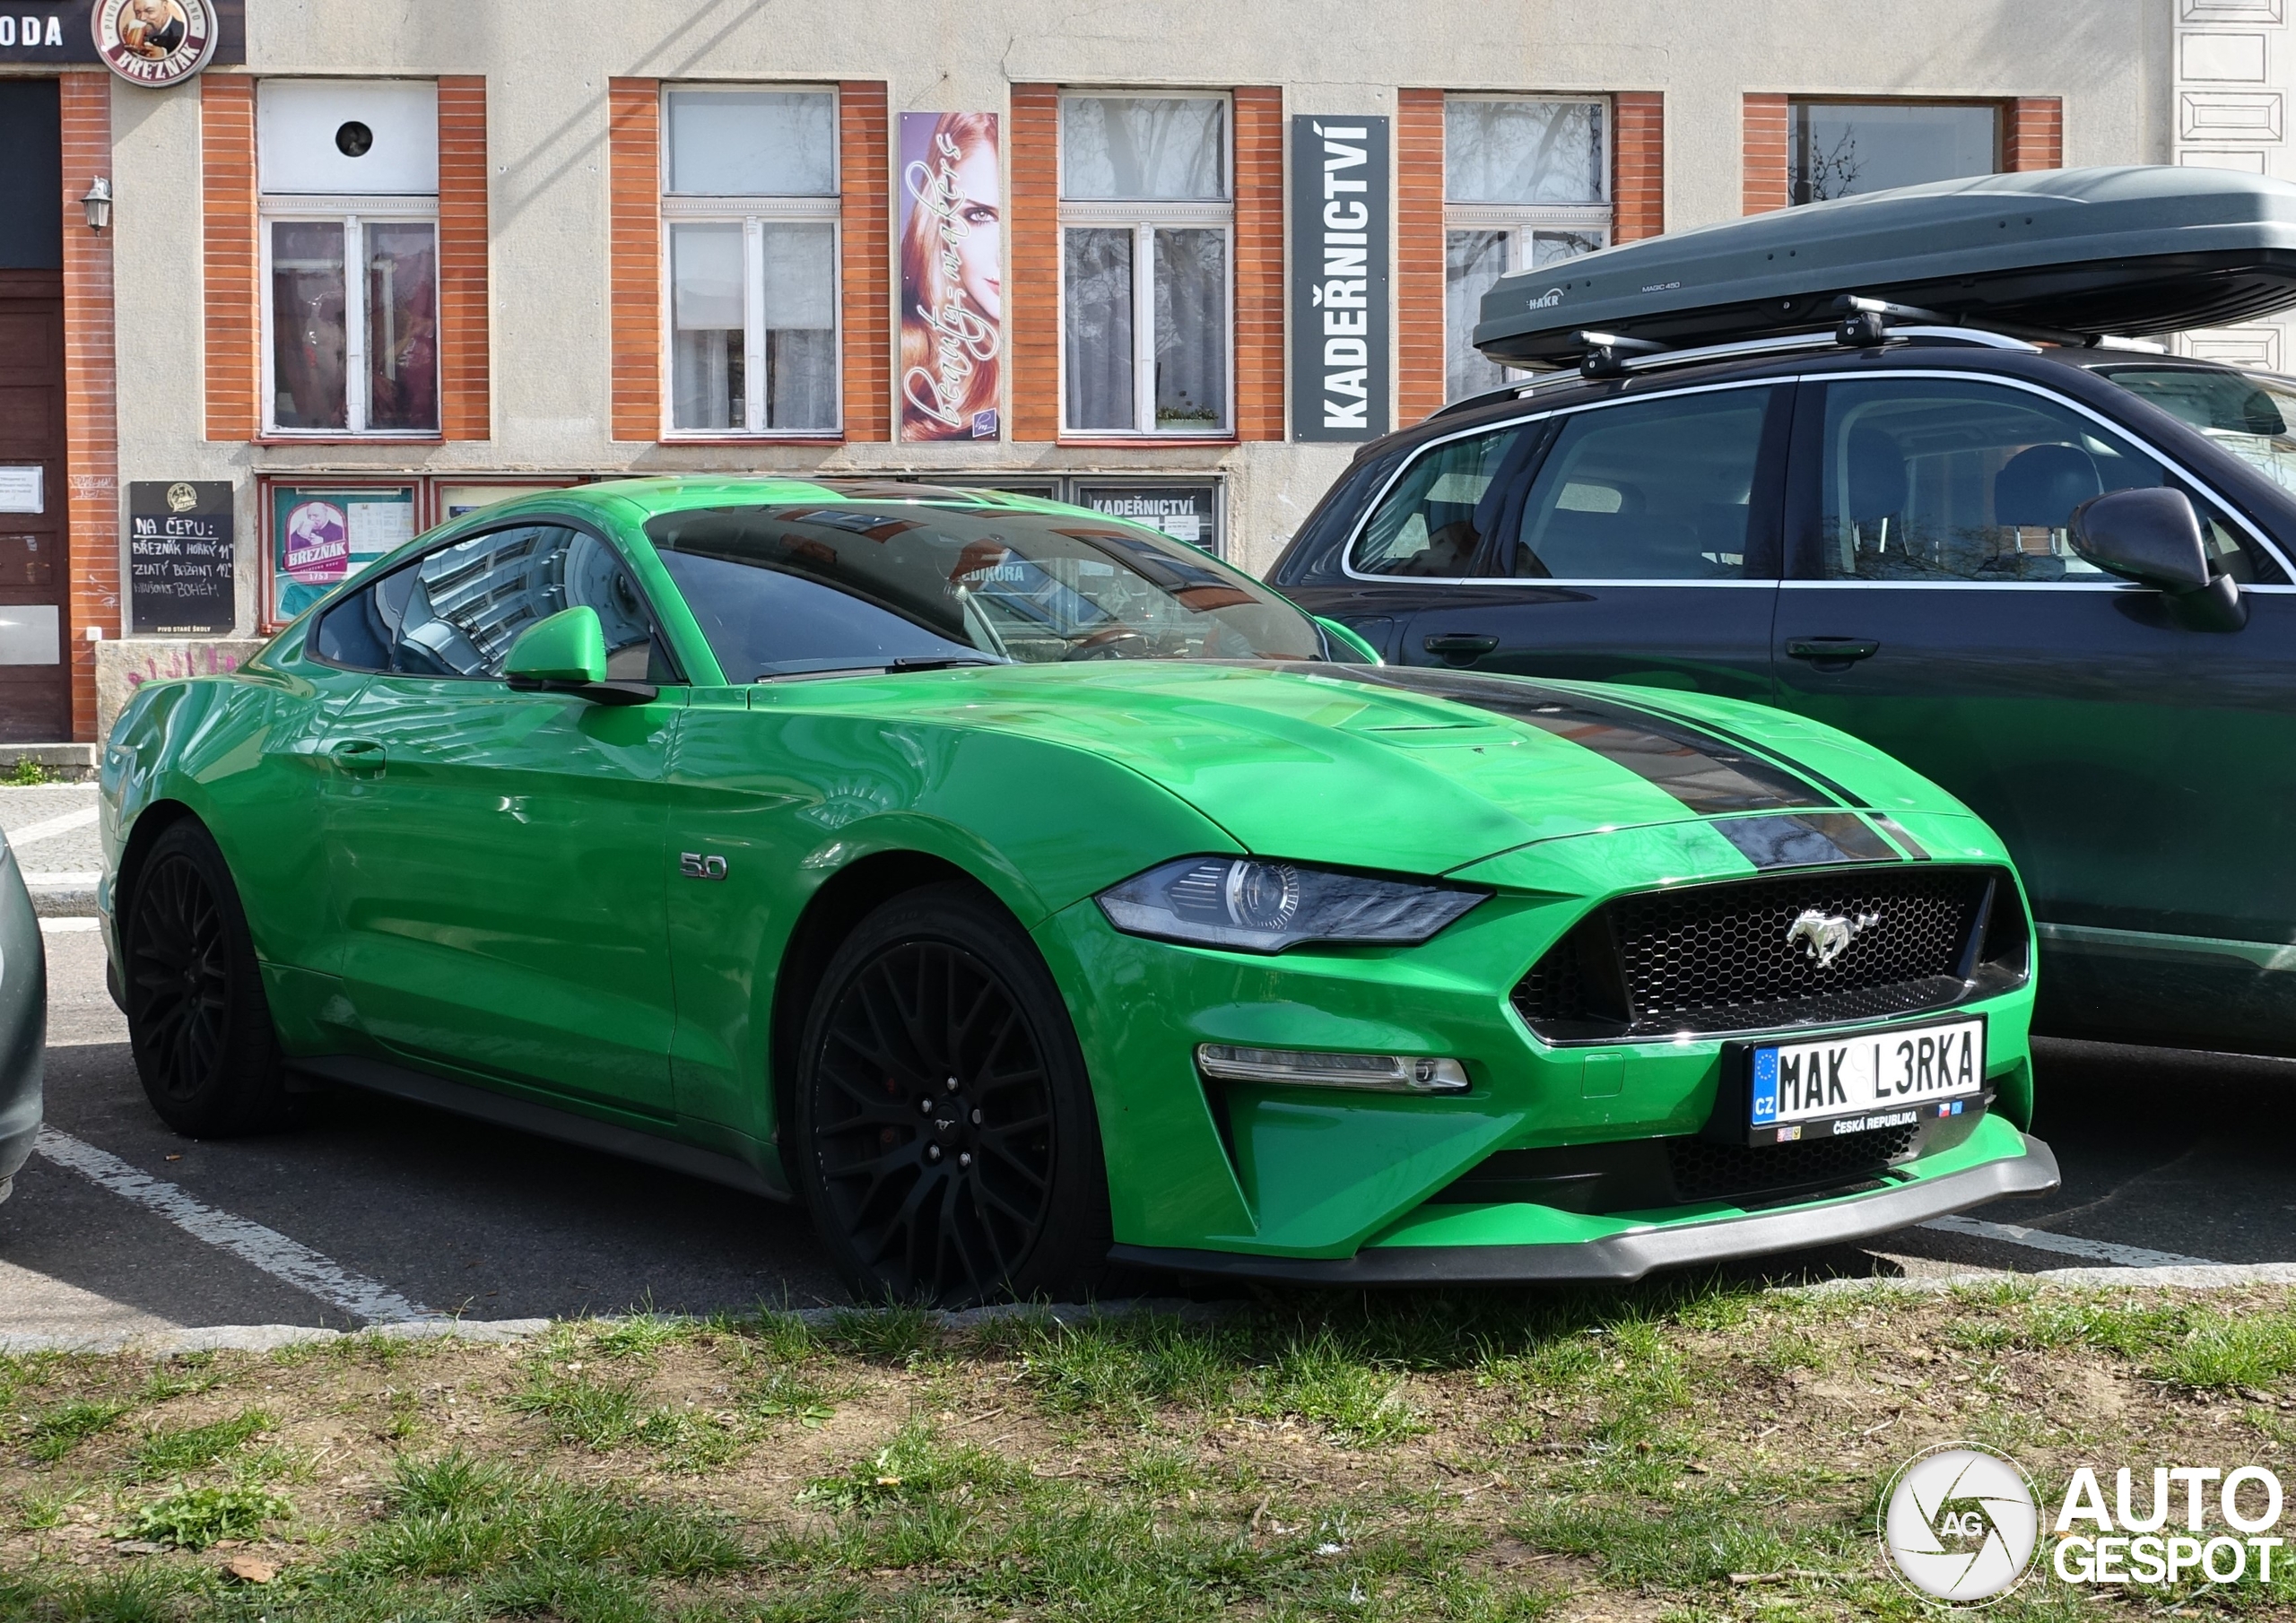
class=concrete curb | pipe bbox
[7,1272,2294,1355]
[1781,1262,2296,1296]
[0,1298,1228,1356]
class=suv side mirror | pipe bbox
[503,607,657,704]
[2067,488,2248,631]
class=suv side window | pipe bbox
[1499,386,1776,580]
[313,524,678,680]
[1347,421,1539,577]
[1817,377,2259,585]
[1346,385,1779,582]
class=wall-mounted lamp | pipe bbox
[82,177,112,232]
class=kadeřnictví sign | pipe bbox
[1290,115,1389,442]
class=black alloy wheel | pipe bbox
[123,820,295,1136]
[796,884,1109,1306]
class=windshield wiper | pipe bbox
[887,655,1007,672]
[754,655,1007,682]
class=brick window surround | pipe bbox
[606,78,660,442]
[204,75,491,441]
[2003,99,2064,170]
[1009,84,1283,445]
[611,80,890,443]
[200,75,257,439]
[63,72,113,737]
[839,81,891,443]
[1745,94,2064,215]
[1231,86,1283,442]
[437,77,490,440]
[1007,84,1058,442]
[1396,89,1664,425]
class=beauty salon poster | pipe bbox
[899,111,1003,441]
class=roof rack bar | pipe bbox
[1573,330,1670,378]
[1426,321,2048,421]
[1833,293,1951,347]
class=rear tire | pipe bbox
[792,882,1110,1306]
[122,820,297,1137]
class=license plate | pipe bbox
[1746,1016,1985,1145]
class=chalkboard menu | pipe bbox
[128,482,236,635]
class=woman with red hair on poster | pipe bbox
[900,111,1003,441]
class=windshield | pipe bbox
[643,502,1324,681]
[2097,365,2296,494]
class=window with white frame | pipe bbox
[663,87,840,436]
[258,80,440,436]
[1444,97,1611,402]
[1060,94,1231,436]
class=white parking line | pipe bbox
[32,1129,440,1325]
[22,872,99,888]
[5,807,98,848]
[39,917,99,933]
[1921,1213,2218,1269]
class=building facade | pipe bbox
[0,0,2231,742]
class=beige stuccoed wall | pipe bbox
[103,0,2165,624]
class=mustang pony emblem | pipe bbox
[1787,908,1880,968]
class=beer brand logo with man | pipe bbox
[92,0,219,86]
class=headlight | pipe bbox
[1095,856,1488,953]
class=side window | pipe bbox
[1501,386,1775,580]
[1817,378,2258,585]
[1348,422,1539,577]
[312,525,676,680]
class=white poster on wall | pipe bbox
[0,468,42,515]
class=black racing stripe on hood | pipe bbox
[1715,812,1900,870]
[1283,664,1832,815]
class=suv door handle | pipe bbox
[328,738,387,777]
[1422,632,1499,664]
[1785,638,1881,664]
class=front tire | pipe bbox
[122,820,297,1137]
[793,883,1110,1306]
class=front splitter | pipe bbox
[1109,1133,2061,1285]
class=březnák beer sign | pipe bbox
[0,1,240,75]
[1290,115,1390,442]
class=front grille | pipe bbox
[1666,1125,1916,1203]
[1513,866,2024,1041]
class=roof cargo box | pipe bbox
[1474,166,2296,368]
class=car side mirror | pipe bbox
[2067,488,2248,631]
[1316,616,1384,664]
[503,607,657,704]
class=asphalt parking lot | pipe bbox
[3,785,2292,1341]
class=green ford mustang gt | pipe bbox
[99,478,2058,1304]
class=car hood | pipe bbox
[761,661,1968,876]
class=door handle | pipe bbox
[1785,638,1881,664]
[1422,632,1499,665]
[328,738,387,777]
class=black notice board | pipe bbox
[128,482,235,635]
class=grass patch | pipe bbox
[119,1483,291,1549]
[126,1408,270,1480]
[22,1399,130,1462]
[8,1285,2296,1619]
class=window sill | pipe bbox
[654,435,848,447]
[1055,436,1239,450]
[255,435,446,447]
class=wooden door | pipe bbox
[0,269,71,742]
